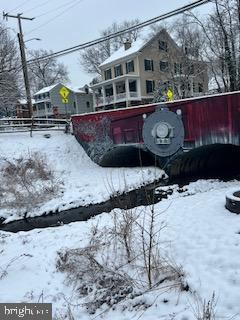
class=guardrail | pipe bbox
[0,117,70,135]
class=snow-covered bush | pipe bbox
[56,206,187,315]
[0,152,61,216]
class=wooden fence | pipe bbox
[0,118,70,135]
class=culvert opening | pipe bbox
[168,144,240,184]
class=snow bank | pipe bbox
[0,131,165,223]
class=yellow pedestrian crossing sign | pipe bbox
[62,98,69,104]
[166,88,173,101]
[59,86,70,99]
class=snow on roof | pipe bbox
[67,85,85,94]
[34,84,59,95]
[99,38,146,67]
[18,98,35,105]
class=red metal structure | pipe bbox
[71,91,240,180]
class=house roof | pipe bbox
[67,85,85,94]
[99,29,172,68]
[99,37,146,68]
[34,84,59,95]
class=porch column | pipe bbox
[93,90,97,110]
[44,101,48,120]
[125,78,130,108]
[36,104,39,117]
[102,86,106,107]
[137,79,141,99]
[113,82,117,105]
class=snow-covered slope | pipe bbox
[0,131,164,223]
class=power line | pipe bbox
[7,0,32,14]
[26,0,211,65]
[36,0,82,18]
[26,0,84,35]
[23,0,54,14]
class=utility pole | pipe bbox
[3,12,35,117]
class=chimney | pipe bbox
[124,39,132,51]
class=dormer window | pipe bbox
[104,69,112,80]
[114,64,123,77]
[159,40,168,51]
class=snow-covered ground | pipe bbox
[1,179,240,319]
[0,131,164,223]
[1,130,240,319]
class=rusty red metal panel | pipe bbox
[71,92,240,156]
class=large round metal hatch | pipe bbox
[142,108,184,157]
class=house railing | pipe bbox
[116,93,126,100]
[129,91,139,98]
[0,118,70,135]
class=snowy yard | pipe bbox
[0,179,240,319]
[0,131,240,319]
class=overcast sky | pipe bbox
[1,0,212,88]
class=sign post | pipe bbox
[59,86,70,118]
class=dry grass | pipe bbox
[56,205,187,315]
[0,152,61,215]
[191,292,217,320]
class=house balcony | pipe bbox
[91,74,141,109]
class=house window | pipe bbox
[116,82,125,94]
[104,69,112,80]
[174,63,182,75]
[114,64,123,77]
[159,40,168,51]
[73,101,77,109]
[85,87,89,94]
[146,80,155,93]
[144,59,154,71]
[86,101,90,108]
[129,80,137,92]
[126,60,134,73]
[160,61,168,72]
[105,85,113,96]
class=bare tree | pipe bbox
[0,22,21,116]
[152,19,207,100]
[190,0,240,92]
[79,19,141,75]
[27,49,69,93]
